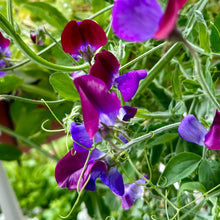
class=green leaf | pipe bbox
[0,75,24,93]
[49,72,79,102]
[199,159,220,190]
[22,2,68,29]
[183,79,200,91]
[177,182,206,206]
[195,11,210,53]
[0,144,22,161]
[210,12,220,52]
[172,70,182,100]
[158,152,201,187]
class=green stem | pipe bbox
[122,122,180,150]
[20,84,58,100]
[0,125,58,161]
[128,158,178,211]
[0,94,65,105]
[7,0,13,26]
[76,149,93,192]
[119,42,167,71]
[180,184,220,211]
[193,54,220,110]
[1,41,58,71]
[88,5,113,20]
[136,42,181,96]
[0,13,89,72]
[2,5,113,72]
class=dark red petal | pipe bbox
[61,20,83,54]
[154,0,187,40]
[79,19,107,51]
[89,49,120,89]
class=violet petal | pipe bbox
[89,50,120,90]
[204,110,220,150]
[178,115,208,146]
[118,178,145,210]
[115,70,147,101]
[55,149,106,191]
[118,106,137,121]
[112,0,163,42]
[154,0,187,39]
[100,166,124,196]
[74,75,121,139]
[70,122,102,151]
[55,149,89,189]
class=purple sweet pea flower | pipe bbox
[178,110,220,150]
[55,148,125,195]
[112,0,187,42]
[116,176,147,210]
[89,49,147,101]
[70,122,102,152]
[0,32,11,77]
[74,74,121,139]
[118,106,137,122]
[61,19,107,62]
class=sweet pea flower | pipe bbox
[89,49,147,101]
[0,32,11,77]
[178,110,220,150]
[55,123,125,196]
[74,74,121,139]
[116,176,147,210]
[55,122,147,209]
[61,19,107,62]
[112,0,187,42]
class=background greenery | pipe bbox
[0,0,220,219]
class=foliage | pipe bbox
[0,0,220,219]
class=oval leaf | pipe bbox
[0,75,24,94]
[158,152,202,187]
[49,72,79,101]
[22,2,68,29]
[177,181,206,206]
[0,144,22,161]
[199,159,220,190]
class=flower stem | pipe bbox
[0,13,89,72]
[0,94,65,105]
[122,122,180,150]
[119,42,167,71]
[7,0,13,27]
[193,53,220,110]
[0,125,58,161]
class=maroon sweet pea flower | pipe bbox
[89,50,147,101]
[0,32,11,77]
[74,75,121,139]
[112,0,187,42]
[61,19,107,62]
[178,110,220,150]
